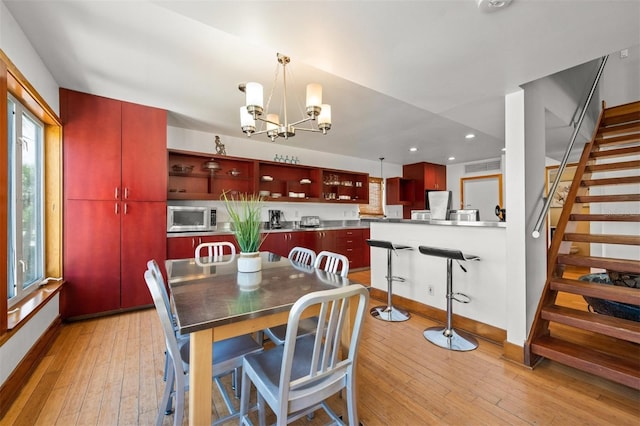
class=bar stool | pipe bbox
[367,239,413,322]
[418,245,480,351]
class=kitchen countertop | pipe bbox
[167,220,370,237]
[364,218,506,228]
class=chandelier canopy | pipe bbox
[239,53,331,142]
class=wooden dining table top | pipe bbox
[166,252,354,335]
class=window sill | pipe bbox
[6,281,64,332]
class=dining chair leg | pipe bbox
[257,392,267,426]
[161,362,175,416]
[239,368,251,425]
[346,374,358,426]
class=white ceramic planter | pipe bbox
[237,252,261,272]
[237,271,262,291]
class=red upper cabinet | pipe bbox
[61,89,122,200]
[121,102,167,201]
[61,89,167,202]
[401,161,447,218]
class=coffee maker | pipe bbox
[268,210,283,229]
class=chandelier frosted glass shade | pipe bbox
[239,53,331,142]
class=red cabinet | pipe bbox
[121,102,167,201]
[167,234,238,259]
[61,91,122,201]
[63,200,121,316]
[401,161,447,219]
[261,231,313,258]
[61,89,167,318]
[334,229,370,269]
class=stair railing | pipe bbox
[532,55,608,238]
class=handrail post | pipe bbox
[531,55,608,238]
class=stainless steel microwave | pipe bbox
[167,206,217,233]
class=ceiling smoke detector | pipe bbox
[477,0,513,12]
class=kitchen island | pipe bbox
[367,219,507,337]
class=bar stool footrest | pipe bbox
[370,305,411,322]
[451,292,471,304]
[423,326,478,351]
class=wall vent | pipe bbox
[465,159,501,174]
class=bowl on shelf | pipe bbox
[202,160,221,173]
[172,164,194,174]
[271,193,282,198]
[259,190,271,197]
[300,178,311,184]
[261,175,273,182]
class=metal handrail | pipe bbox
[531,55,608,238]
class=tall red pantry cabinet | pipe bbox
[61,89,167,319]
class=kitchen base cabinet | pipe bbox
[334,229,370,270]
[62,200,167,317]
[261,231,312,258]
[120,202,167,308]
[63,200,121,317]
[167,234,238,259]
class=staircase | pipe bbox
[525,100,640,389]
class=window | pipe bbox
[7,94,45,305]
[359,177,384,216]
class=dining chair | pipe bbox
[288,246,316,266]
[314,250,350,277]
[195,241,236,261]
[147,260,182,382]
[144,263,263,426]
[239,284,370,425]
[264,247,318,346]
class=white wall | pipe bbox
[167,126,403,221]
[0,2,61,389]
[0,2,59,114]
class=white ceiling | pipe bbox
[4,0,640,165]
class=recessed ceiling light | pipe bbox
[465,133,475,139]
[448,156,455,161]
[409,147,418,152]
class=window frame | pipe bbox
[1,49,63,334]
[7,93,46,306]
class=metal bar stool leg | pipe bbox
[423,257,478,351]
[370,242,411,322]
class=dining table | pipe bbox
[166,251,362,426]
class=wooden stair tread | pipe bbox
[530,335,640,389]
[576,194,640,203]
[582,176,640,186]
[597,121,640,137]
[563,233,640,245]
[556,255,640,273]
[541,305,640,343]
[590,145,640,158]
[586,160,640,172]
[550,277,640,305]
[595,133,640,146]
[569,213,640,222]
[603,101,640,125]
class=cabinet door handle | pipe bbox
[124,187,129,199]
[115,203,119,215]
[124,203,128,215]
[192,238,195,248]
[115,187,119,200]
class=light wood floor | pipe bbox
[4,269,639,425]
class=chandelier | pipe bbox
[239,53,331,142]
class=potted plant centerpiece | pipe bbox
[221,191,267,273]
